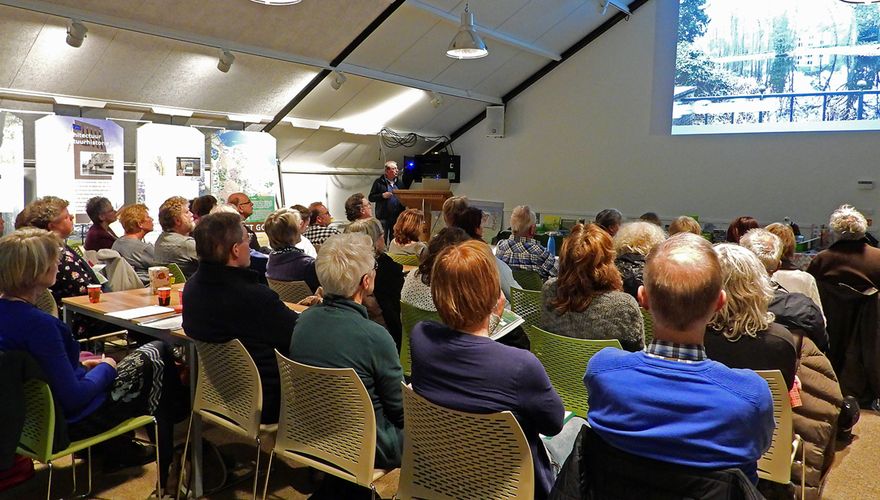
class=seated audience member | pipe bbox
[302,202,339,247]
[0,228,181,489]
[290,204,317,258]
[83,196,118,251]
[740,228,827,350]
[766,222,799,270]
[495,205,558,280]
[344,192,373,222]
[411,240,567,500]
[388,208,427,259]
[668,215,701,236]
[806,204,880,409]
[227,192,271,254]
[190,194,217,224]
[726,215,759,243]
[585,233,774,483]
[155,196,199,278]
[639,211,662,226]
[704,244,799,389]
[613,221,667,299]
[182,212,298,423]
[290,233,404,497]
[112,203,158,284]
[594,208,623,236]
[441,195,469,228]
[401,227,471,311]
[345,218,404,349]
[541,223,644,352]
[451,205,522,301]
[264,208,319,292]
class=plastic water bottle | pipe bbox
[547,234,556,257]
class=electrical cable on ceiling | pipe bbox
[379,127,450,150]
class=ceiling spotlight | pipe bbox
[66,19,87,48]
[330,70,347,90]
[217,50,235,73]
[430,92,444,108]
[446,3,488,60]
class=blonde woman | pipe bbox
[613,221,666,298]
[668,215,701,236]
[704,244,798,389]
[264,208,319,292]
[112,203,158,283]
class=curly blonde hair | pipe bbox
[829,204,867,240]
[708,243,775,340]
[117,204,151,234]
[21,196,69,230]
[614,221,666,256]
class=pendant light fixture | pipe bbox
[446,3,488,60]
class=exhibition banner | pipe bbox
[35,116,124,224]
[0,112,24,234]
[136,123,205,224]
[209,130,280,222]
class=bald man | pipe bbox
[584,233,774,484]
[227,192,270,254]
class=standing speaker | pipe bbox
[486,105,505,138]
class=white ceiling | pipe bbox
[0,0,638,138]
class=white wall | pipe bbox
[452,0,880,231]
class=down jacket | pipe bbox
[792,336,843,500]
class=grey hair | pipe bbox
[708,243,775,340]
[614,221,667,256]
[739,228,782,274]
[345,217,384,249]
[829,204,867,240]
[510,205,537,235]
[316,233,375,298]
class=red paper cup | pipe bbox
[87,284,102,304]
[157,287,172,307]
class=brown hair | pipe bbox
[158,196,189,232]
[644,233,722,331]
[431,240,500,331]
[344,193,367,222]
[193,212,246,265]
[454,207,483,240]
[419,227,471,286]
[117,204,151,234]
[393,208,424,245]
[190,195,217,220]
[765,223,796,261]
[548,223,622,314]
[669,216,701,236]
[726,216,758,243]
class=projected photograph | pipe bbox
[673,0,880,134]
[79,151,114,178]
[176,157,201,177]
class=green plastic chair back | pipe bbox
[400,301,442,377]
[527,326,622,417]
[167,262,187,284]
[389,253,420,267]
[70,243,85,258]
[511,269,543,291]
[509,286,543,333]
[641,308,654,346]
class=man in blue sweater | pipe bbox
[584,233,775,483]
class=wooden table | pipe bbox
[62,286,306,497]
[402,264,417,274]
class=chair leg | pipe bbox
[371,483,378,500]
[261,450,275,500]
[70,452,78,496]
[252,437,262,500]
[46,461,53,500]
[177,414,194,500]
[154,420,162,500]
[85,447,93,498]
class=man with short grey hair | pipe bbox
[369,161,405,244]
[495,205,557,279]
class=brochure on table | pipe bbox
[34,116,124,224]
[209,130,280,228]
[136,123,205,243]
[0,112,24,235]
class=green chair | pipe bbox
[388,253,420,267]
[266,278,312,303]
[527,326,622,417]
[511,269,543,291]
[400,302,442,377]
[70,243,85,258]
[17,379,159,500]
[509,286,543,333]
[641,308,654,346]
[167,263,186,285]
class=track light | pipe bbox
[66,19,87,48]
[446,3,488,60]
[430,92,444,108]
[600,0,631,16]
[217,50,235,73]
[330,71,347,90]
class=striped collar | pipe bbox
[645,339,707,363]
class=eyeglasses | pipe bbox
[239,201,254,206]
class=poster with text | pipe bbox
[136,123,205,228]
[35,116,124,224]
[210,130,280,223]
[0,112,24,235]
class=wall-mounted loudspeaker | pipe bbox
[486,105,505,138]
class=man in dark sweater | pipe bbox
[585,233,774,483]
[368,161,404,244]
[182,212,297,423]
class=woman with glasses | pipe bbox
[83,196,118,251]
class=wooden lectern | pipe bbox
[393,189,453,241]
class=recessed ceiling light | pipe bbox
[217,50,235,73]
[66,19,87,48]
